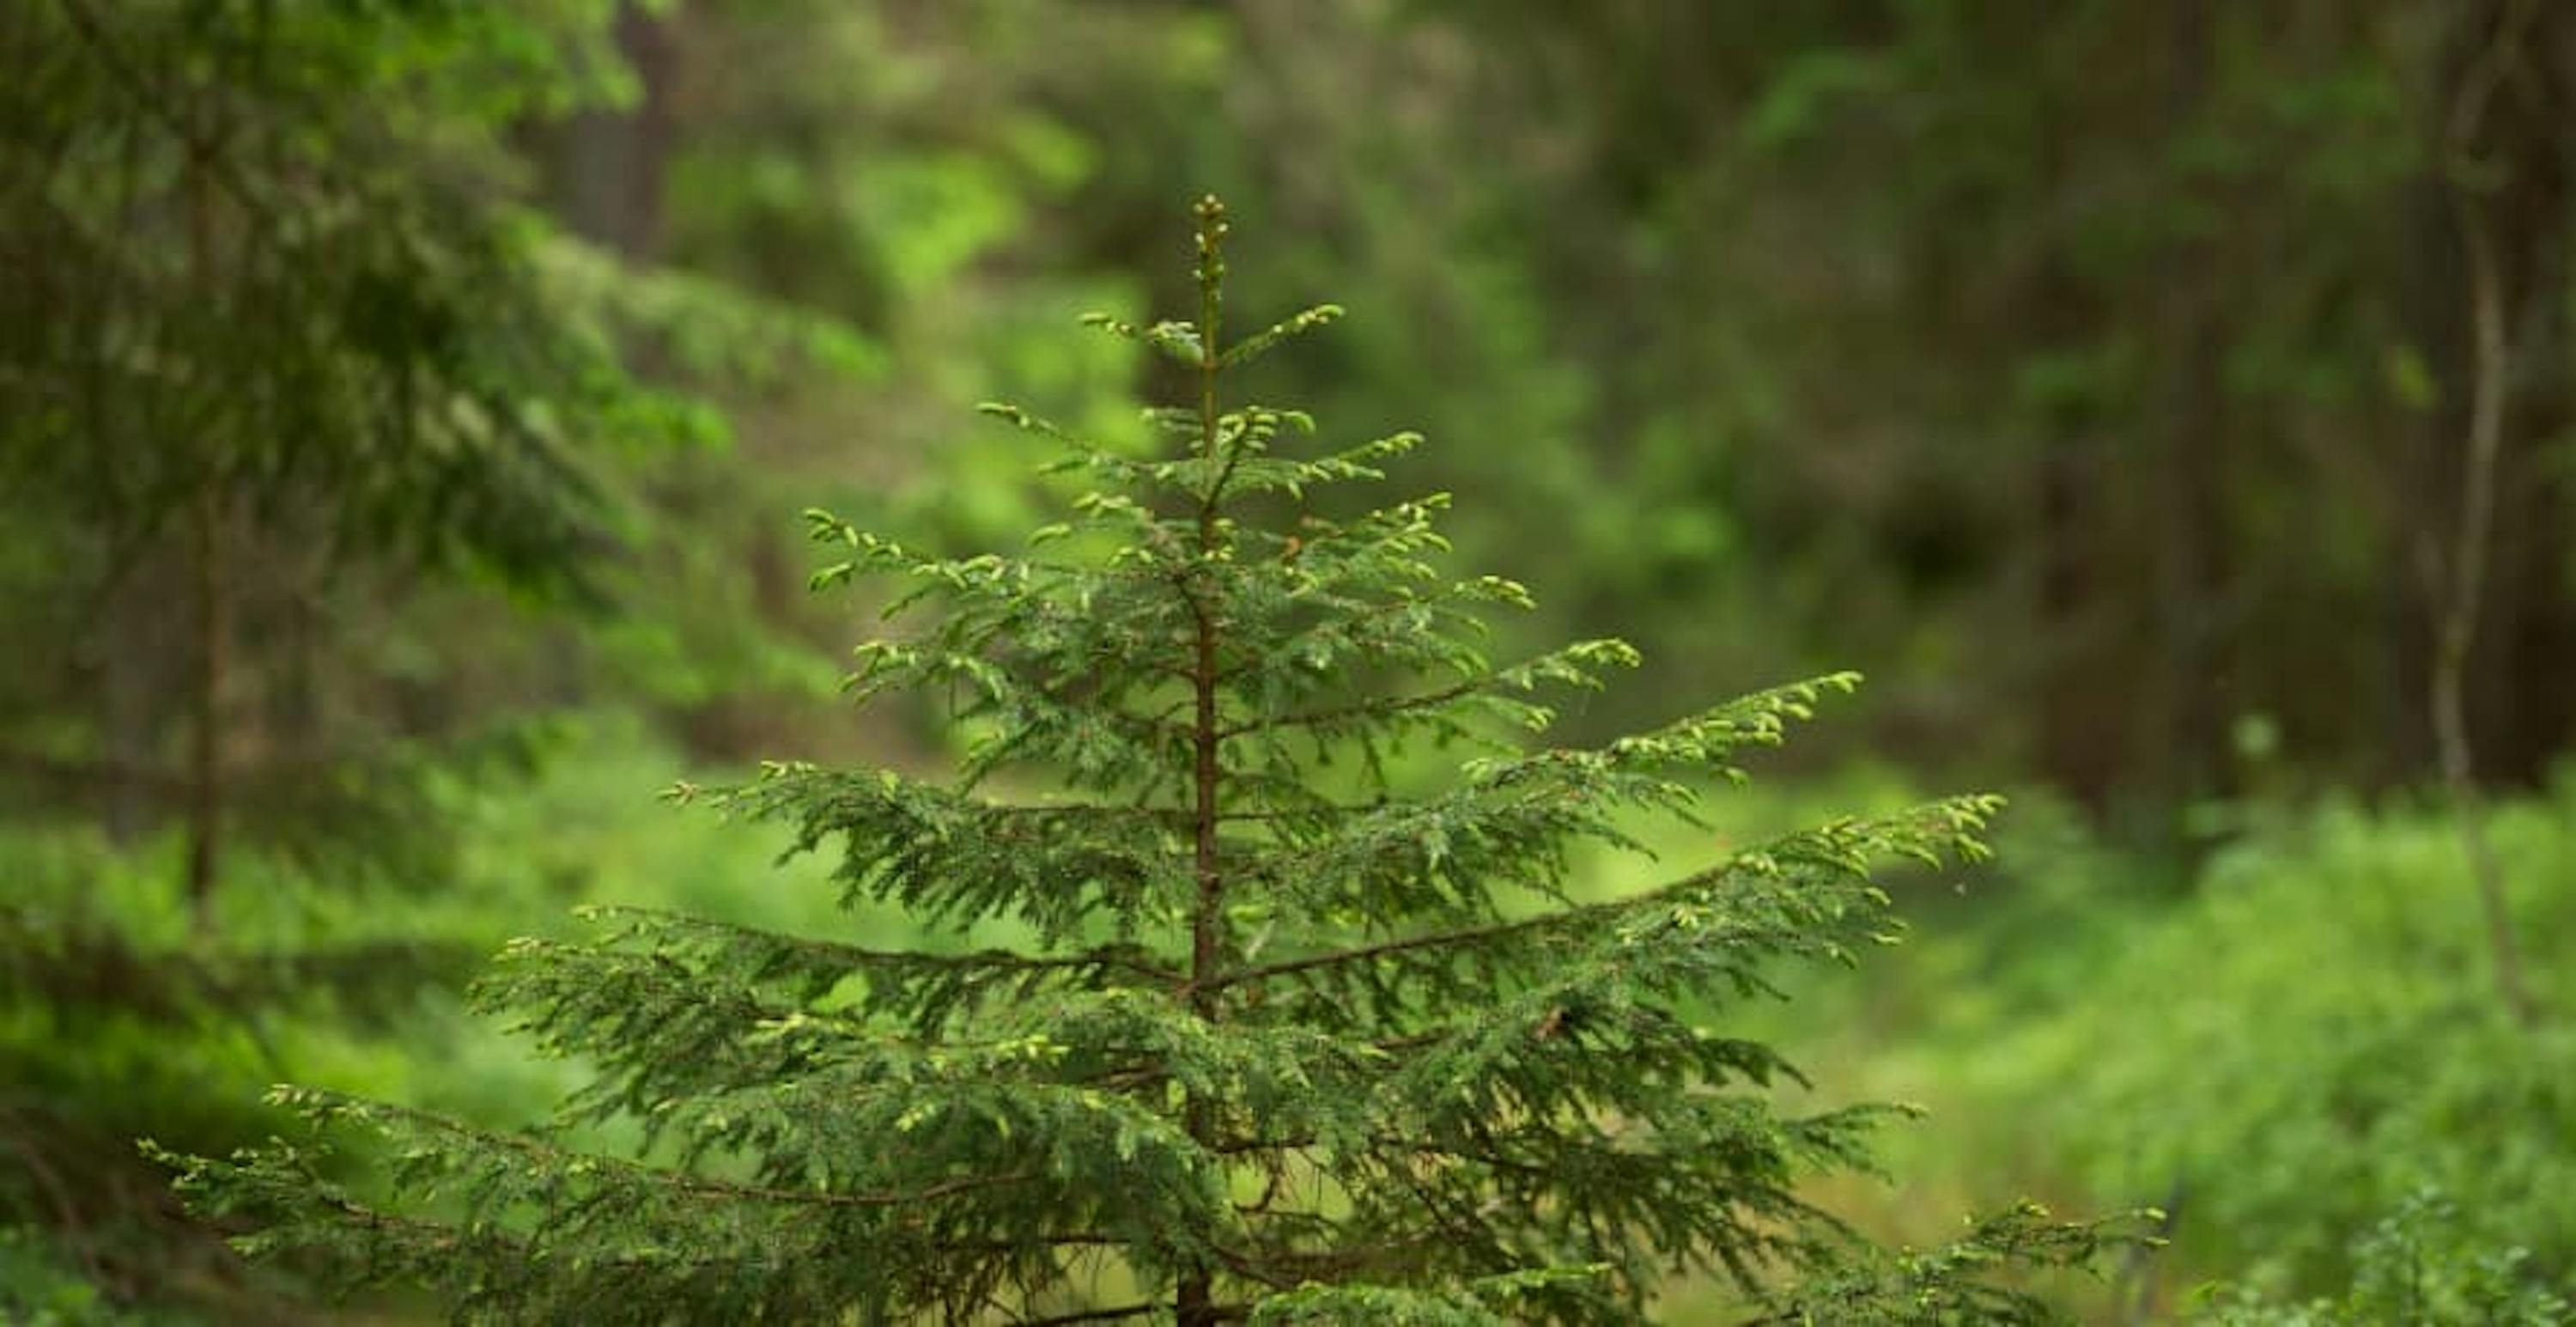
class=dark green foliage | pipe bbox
[0,0,861,867]
[0,0,689,593]
[0,3,864,1305]
[169,199,2142,1323]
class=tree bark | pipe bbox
[553,2,677,261]
[185,486,227,938]
[2150,0,2230,812]
[2429,0,2549,1027]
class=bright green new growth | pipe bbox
[166,198,2141,1324]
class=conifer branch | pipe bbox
[1204,914,1544,994]
[1015,1302,1178,1326]
[1216,676,1489,740]
[1206,798,1987,997]
[577,905,1182,986]
[274,1089,1048,1210]
[1217,639,1633,742]
[258,1184,1129,1283]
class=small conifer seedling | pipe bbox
[167,198,2142,1324]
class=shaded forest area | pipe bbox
[3,2,2570,1323]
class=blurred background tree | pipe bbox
[1,0,2567,1321]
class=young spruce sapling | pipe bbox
[166,197,2144,1325]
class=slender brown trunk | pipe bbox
[554,2,676,261]
[1176,199,1228,1327]
[2152,0,2228,813]
[1177,598,1221,1327]
[2479,1,2576,785]
[2433,194,2537,1027]
[2433,0,2543,1026]
[2026,206,2119,801]
[99,570,158,844]
[184,115,227,938]
[186,486,226,937]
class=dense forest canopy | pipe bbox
[1,2,2569,1324]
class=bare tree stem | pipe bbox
[2433,0,2543,1026]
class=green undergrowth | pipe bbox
[15,719,2572,1320]
[1668,770,2576,1321]
[2,717,926,1316]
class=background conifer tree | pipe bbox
[168,197,2140,1324]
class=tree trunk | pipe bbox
[553,3,677,261]
[2149,0,2230,812]
[185,488,227,937]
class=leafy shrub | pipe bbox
[2190,1190,2573,1325]
[1997,776,2576,1302]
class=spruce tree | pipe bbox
[169,198,2136,1324]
